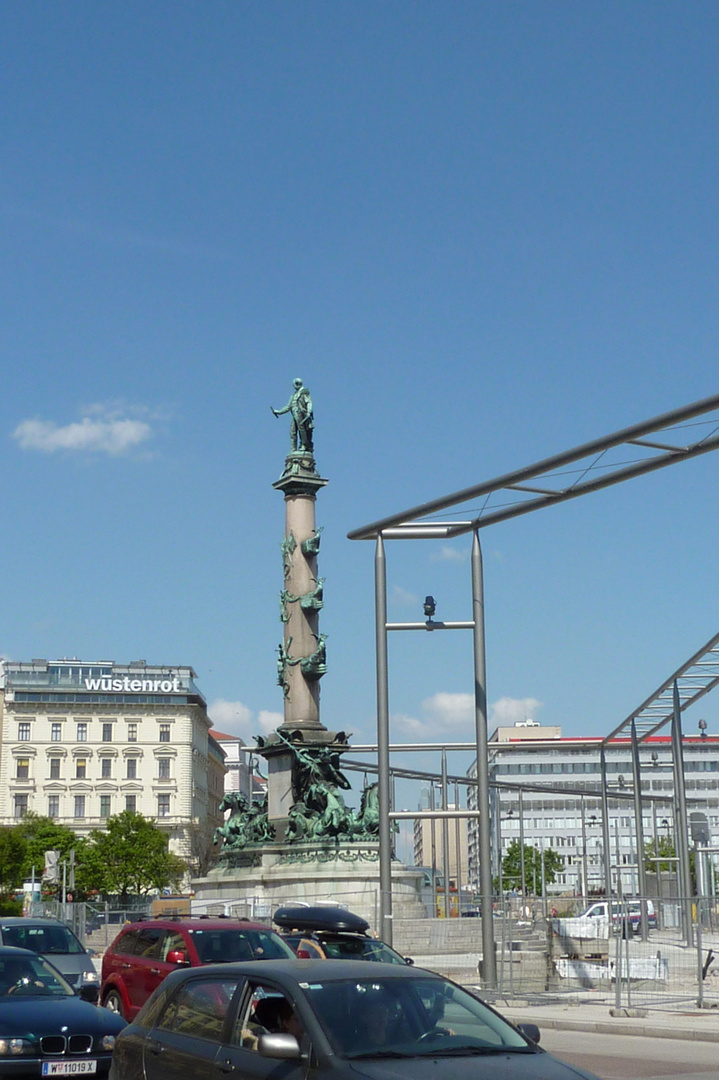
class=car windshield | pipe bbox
[321,937,407,964]
[188,928,295,963]
[1,923,85,955]
[305,976,533,1058]
[0,954,74,998]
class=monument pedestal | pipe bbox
[192,844,428,928]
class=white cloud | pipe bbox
[12,403,155,456]
[257,710,284,733]
[392,692,543,738]
[489,696,543,727]
[431,545,467,563]
[391,585,417,606]
[208,700,285,742]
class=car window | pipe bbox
[112,929,141,956]
[156,978,240,1041]
[189,928,294,963]
[133,927,165,959]
[304,977,530,1058]
[0,954,74,997]
[161,930,188,960]
[231,983,302,1051]
[1,923,85,955]
[320,937,405,964]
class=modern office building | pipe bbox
[0,658,226,860]
[413,787,469,899]
[467,721,719,898]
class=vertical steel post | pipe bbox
[600,747,613,899]
[672,681,693,945]
[454,781,463,913]
[580,795,588,902]
[630,721,649,939]
[519,789,526,902]
[375,535,393,945]
[441,749,451,917]
[471,531,496,985]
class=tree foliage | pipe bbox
[85,812,186,899]
[0,826,27,894]
[499,840,564,896]
[14,815,88,883]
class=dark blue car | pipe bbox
[0,946,125,1077]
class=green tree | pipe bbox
[643,835,676,874]
[84,812,186,899]
[0,826,27,894]
[14,815,88,888]
[499,840,564,896]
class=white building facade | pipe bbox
[467,722,719,898]
[0,659,225,859]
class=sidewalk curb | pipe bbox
[501,1012,719,1043]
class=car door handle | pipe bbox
[216,1058,236,1073]
[147,1040,164,1056]
[150,968,161,975]
[121,962,132,969]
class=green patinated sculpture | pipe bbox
[214,791,275,853]
[301,528,322,556]
[300,633,327,680]
[280,532,296,580]
[272,378,314,453]
[279,578,324,623]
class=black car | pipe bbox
[0,946,125,1076]
[0,918,100,1000]
[273,905,411,964]
[110,958,602,1080]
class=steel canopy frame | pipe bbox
[348,393,719,988]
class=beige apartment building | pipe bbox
[0,658,225,860]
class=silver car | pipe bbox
[0,917,99,1000]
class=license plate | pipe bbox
[41,1061,97,1075]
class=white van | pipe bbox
[581,899,656,931]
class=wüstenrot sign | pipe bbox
[84,676,182,693]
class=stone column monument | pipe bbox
[261,378,349,836]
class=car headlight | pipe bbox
[0,1039,34,1056]
[82,970,100,983]
[100,1036,117,1051]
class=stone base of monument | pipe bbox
[191,842,428,928]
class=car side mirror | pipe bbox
[516,1023,540,1045]
[166,950,190,965]
[404,956,414,965]
[78,984,100,1004]
[258,1033,301,1060]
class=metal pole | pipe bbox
[671,681,693,945]
[519,789,526,904]
[430,785,437,914]
[454,780,463,913]
[600,747,613,899]
[471,531,496,985]
[375,535,393,945]
[581,794,588,903]
[441,750,451,917]
[630,721,649,940]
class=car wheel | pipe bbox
[103,989,125,1017]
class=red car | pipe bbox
[100,916,295,1019]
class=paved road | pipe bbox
[539,1029,718,1080]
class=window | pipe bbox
[16,758,30,780]
[100,795,111,818]
[77,723,87,742]
[101,758,112,779]
[158,758,171,780]
[159,724,171,743]
[127,723,138,742]
[14,795,28,818]
[125,795,137,813]
[158,978,239,1041]
[18,723,31,741]
[51,723,62,742]
[74,795,85,818]
[76,759,87,779]
[158,794,171,817]
[102,723,113,742]
[48,795,60,818]
[126,758,137,780]
[49,758,61,780]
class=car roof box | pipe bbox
[273,906,369,933]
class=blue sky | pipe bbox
[2,3,719,841]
